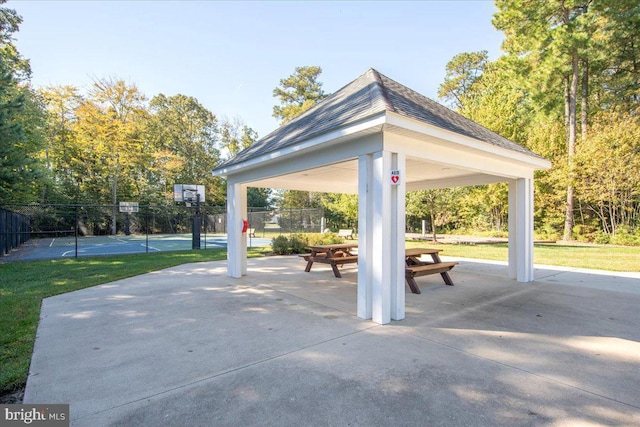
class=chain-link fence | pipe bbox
[3,203,226,237]
[1,207,30,256]
[0,204,325,261]
[247,208,325,236]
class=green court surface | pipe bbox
[3,234,272,261]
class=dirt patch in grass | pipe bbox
[0,386,24,404]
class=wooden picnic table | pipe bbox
[300,243,358,278]
[404,247,458,294]
[299,244,456,290]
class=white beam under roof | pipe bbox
[405,173,507,191]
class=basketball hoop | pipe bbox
[173,184,205,204]
[173,183,205,250]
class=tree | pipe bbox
[147,93,225,204]
[0,1,30,81]
[433,1,640,242]
[271,66,331,218]
[0,1,46,203]
[493,0,640,240]
[275,189,321,210]
[406,189,460,242]
[219,115,257,157]
[574,110,640,236]
[70,79,149,207]
[219,116,269,208]
[494,0,594,241]
[272,66,327,124]
[247,187,271,209]
[320,193,358,230]
[593,0,640,110]
[40,83,232,207]
[438,50,488,109]
[39,85,83,202]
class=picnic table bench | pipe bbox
[404,248,458,294]
[300,243,358,278]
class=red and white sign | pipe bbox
[390,170,401,185]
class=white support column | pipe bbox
[391,152,406,321]
[508,180,517,279]
[372,151,391,323]
[508,177,534,282]
[358,150,405,324]
[227,180,247,278]
[357,154,373,320]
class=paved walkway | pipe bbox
[25,256,640,426]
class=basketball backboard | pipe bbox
[119,202,139,213]
[174,184,205,203]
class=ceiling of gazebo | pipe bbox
[245,155,507,194]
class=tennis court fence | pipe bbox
[1,207,30,256]
[0,204,325,259]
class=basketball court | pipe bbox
[1,233,271,261]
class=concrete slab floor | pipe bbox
[24,256,640,426]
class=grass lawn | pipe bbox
[0,247,269,397]
[406,240,640,272]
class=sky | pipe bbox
[11,0,505,139]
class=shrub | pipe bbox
[573,224,598,243]
[271,235,292,254]
[593,232,611,245]
[270,232,346,254]
[535,223,561,241]
[610,227,640,246]
[289,235,308,253]
[270,234,312,254]
[306,232,343,246]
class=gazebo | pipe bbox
[213,69,551,325]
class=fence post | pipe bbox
[145,210,149,254]
[203,205,207,250]
[75,205,79,258]
[1,209,5,255]
[248,207,252,248]
[12,213,17,249]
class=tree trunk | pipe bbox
[429,201,438,243]
[564,76,570,139]
[581,59,588,142]
[563,54,579,241]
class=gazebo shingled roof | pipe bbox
[215,68,542,172]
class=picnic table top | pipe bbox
[308,243,359,251]
[405,247,442,257]
[306,245,440,254]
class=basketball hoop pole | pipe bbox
[192,193,201,249]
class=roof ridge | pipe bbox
[267,68,375,134]
[257,68,386,143]
[368,68,395,113]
